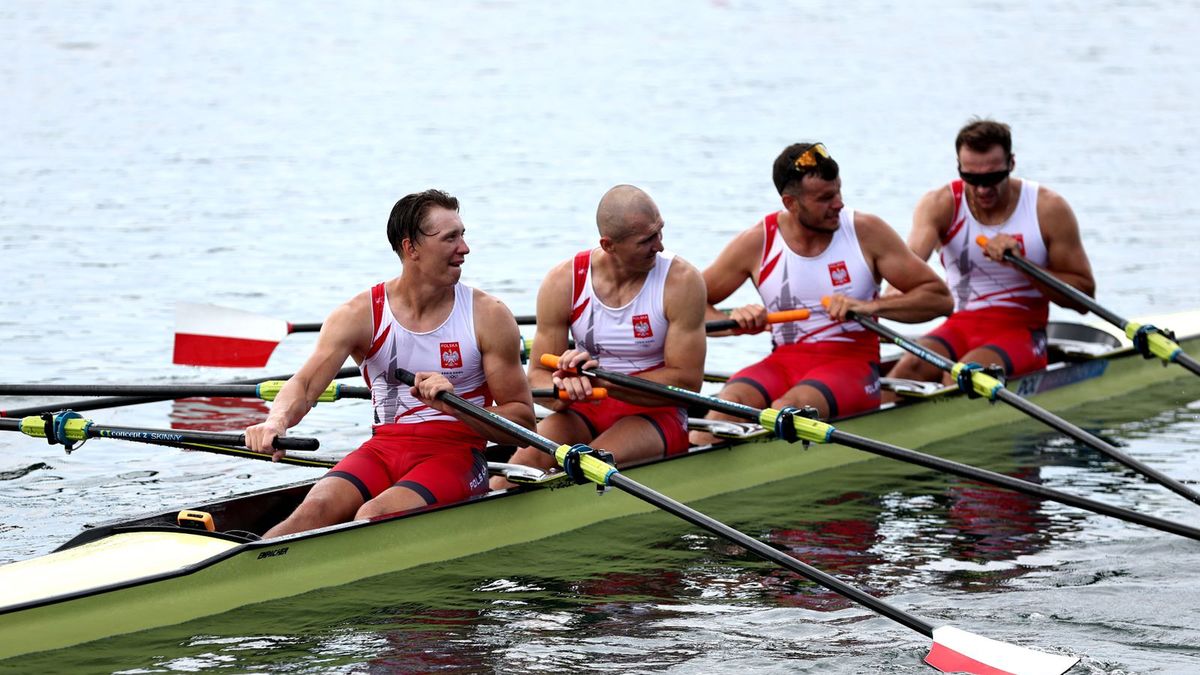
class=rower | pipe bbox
[690,142,952,445]
[491,185,707,489]
[245,189,535,537]
[886,118,1096,394]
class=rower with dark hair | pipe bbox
[245,189,535,537]
[887,118,1096,389]
[691,143,951,444]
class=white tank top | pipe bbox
[756,210,880,349]
[569,249,673,374]
[359,282,490,427]
[939,179,1049,318]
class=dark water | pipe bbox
[3,1,1200,672]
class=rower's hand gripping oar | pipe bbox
[830,298,1200,508]
[542,354,1200,541]
[0,411,319,454]
[704,308,812,333]
[398,367,1077,675]
[976,234,1200,376]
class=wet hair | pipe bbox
[772,142,840,196]
[955,118,1013,158]
[386,189,460,259]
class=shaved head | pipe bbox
[596,185,660,240]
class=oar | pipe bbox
[397,367,1076,675]
[532,387,608,400]
[542,355,1200,542]
[0,381,607,403]
[174,302,539,367]
[0,411,319,453]
[0,381,371,401]
[174,301,813,368]
[976,235,1200,377]
[838,303,1200,507]
[703,308,811,333]
[0,366,362,418]
[152,439,338,469]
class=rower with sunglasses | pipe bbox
[690,142,952,444]
[888,118,1096,389]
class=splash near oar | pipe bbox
[827,298,1200,506]
[976,235,1200,376]
[541,354,1200,541]
[397,368,1076,674]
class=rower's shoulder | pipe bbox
[1033,182,1075,216]
[914,183,957,223]
[470,286,515,320]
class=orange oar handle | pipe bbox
[532,387,608,401]
[766,308,810,323]
[975,234,990,247]
[706,307,811,333]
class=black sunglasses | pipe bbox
[958,166,1011,187]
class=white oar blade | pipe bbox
[926,626,1078,675]
[173,302,289,368]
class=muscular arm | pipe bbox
[909,186,954,262]
[702,223,765,333]
[606,259,707,406]
[245,293,371,459]
[526,260,574,411]
[1036,187,1096,312]
[827,213,952,323]
[467,290,536,441]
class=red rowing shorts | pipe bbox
[925,307,1048,377]
[727,339,881,419]
[566,397,689,456]
[327,421,489,506]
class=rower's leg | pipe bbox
[356,485,432,519]
[263,476,364,538]
[688,381,768,446]
[591,415,673,466]
[772,384,832,419]
[489,410,592,490]
[958,345,1010,374]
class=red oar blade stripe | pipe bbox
[173,334,280,368]
[174,303,291,367]
[926,626,1078,675]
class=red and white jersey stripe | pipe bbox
[569,249,673,374]
[939,179,1049,318]
[756,210,879,348]
[359,282,490,426]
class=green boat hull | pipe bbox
[2,322,1197,659]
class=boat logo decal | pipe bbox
[257,546,290,560]
[1015,359,1108,397]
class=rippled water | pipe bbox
[3,1,1200,672]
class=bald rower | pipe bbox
[492,185,707,488]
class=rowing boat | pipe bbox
[2,311,1198,660]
